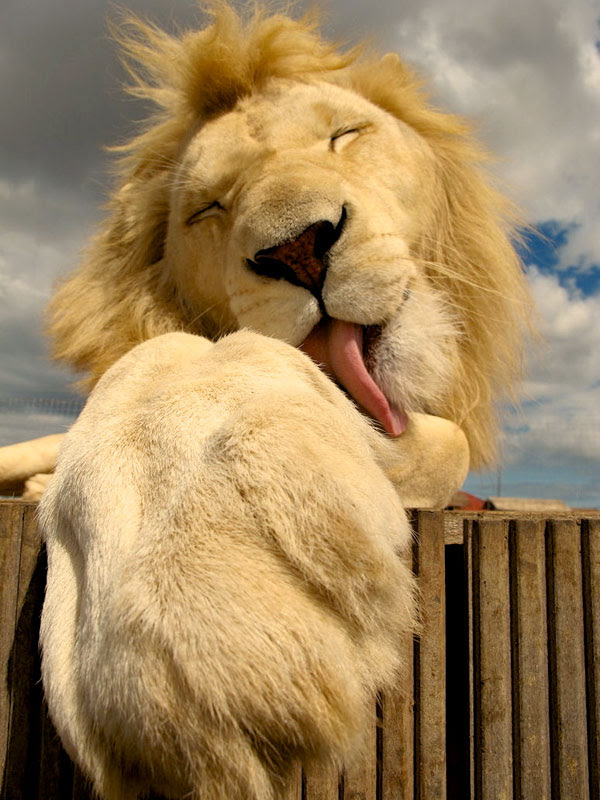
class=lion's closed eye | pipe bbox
[329,127,363,152]
[186,201,224,226]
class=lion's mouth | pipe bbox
[299,318,408,436]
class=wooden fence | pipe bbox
[1,499,599,799]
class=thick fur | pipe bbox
[47,3,531,467]
[40,331,416,799]
[38,4,531,799]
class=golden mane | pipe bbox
[47,2,532,468]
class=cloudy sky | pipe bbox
[1,0,599,507]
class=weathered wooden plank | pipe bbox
[71,768,93,799]
[18,505,41,614]
[443,511,465,545]
[473,517,513,800]
[2,543,46,799]
[583,518,600,795]
[464,518,476,800]
[444,528,470,799]
[512,518,551,800]
[379,517,417,800]
[416,511,446,800]
[1,502,598,800]
[342,704,377,800]
[0,501,24,782]
[280,762,302,800]
[380,656,414,800]
[37,703,69,800]
[0,504,46,799]
[303,758,340,799]
[548,519,590,799]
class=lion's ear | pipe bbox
[46,169,186,392]
[379,53,401,69]
[375,53,419,92]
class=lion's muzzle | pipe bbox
[246,207,347,312]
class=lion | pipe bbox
[3,3,532,798]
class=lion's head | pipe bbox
[47,3,531,468]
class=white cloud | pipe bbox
[465,266,600,506]
[500,267,600,470]
[525,267,600,394]
[387,0,600,272]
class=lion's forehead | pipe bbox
[239,81,384,139]
[177,80,426,193]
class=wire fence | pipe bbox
[0,397,597,507]
[0,397,85,417]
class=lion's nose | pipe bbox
[246,207,346,297]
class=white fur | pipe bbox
[40,332,417,799]
[33,12,515,797]
[168,81,458,406]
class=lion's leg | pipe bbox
[40,331,416,800]
[39,505,142,800]
[22,472,54,501]
[376,412,470,508]
[0,433,65,496]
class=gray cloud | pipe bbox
[0,409,77,454]
[0,0,203,192]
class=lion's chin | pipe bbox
[299,317,408,437]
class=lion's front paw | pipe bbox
[40,331,417,800]
[377,413,470,508]
[0,433,63,496]
[22,472,54,502]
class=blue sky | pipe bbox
[521,223,600,294]
[1,0,599,507]
[465,221,600,507]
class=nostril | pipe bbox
[246,205,347,297]
[314,206,347,260]
[245,255,300,287]
[252,206,346,265]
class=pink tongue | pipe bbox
[300,319,408,437]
